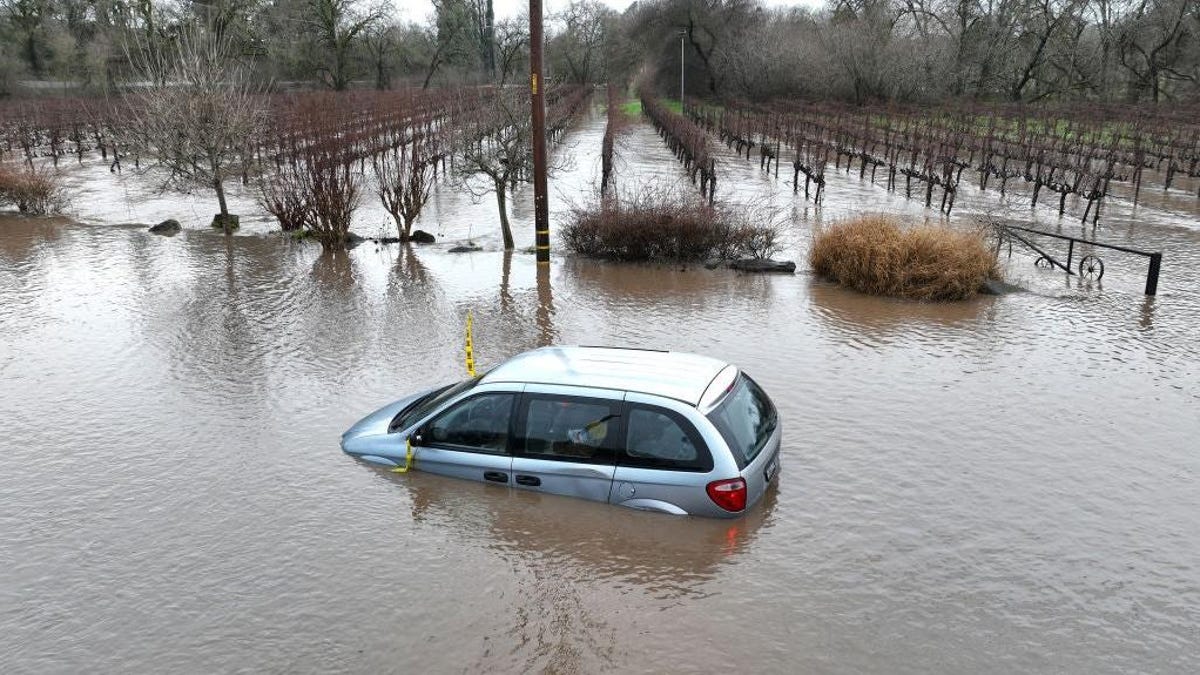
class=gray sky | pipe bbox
[397,0,826,24]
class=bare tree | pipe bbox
[258,160,309,232]
[1118,0,1198,102]
[2,0,53,77]
[304,152,361,248]
[372,133,437,240]
[493,16,528,85]
[126,20,267,234]
[547,0,613,83]
[1006,0,1087,101]
[304,0,385,90]
[455,89,532,249]
[363,20,397,90]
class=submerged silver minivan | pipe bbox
[341,346,781,518]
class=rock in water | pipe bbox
[979,278,1024,295]
[448,243,482,253]
[730,258,796,273]
[148,219,181,235]
[409,230,436,244]
[210,214,239,232]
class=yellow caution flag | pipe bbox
[465,311,477,378]
[391,437,415,473]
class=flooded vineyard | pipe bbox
[2,107,1200,673]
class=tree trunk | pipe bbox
[334,45,348,91]
[214,176,234,235]
[495,183,514,250]
[26,33,41,76]
[423,47,444,90]
[375,56,387,90]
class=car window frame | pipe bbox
[420,391,518,456]
[617,402,714,473]
[706,374,777,469]
[512,393,624,466]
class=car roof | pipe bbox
[481,346,733,406]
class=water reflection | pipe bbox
[536,263,556,346]
[1139,295,1156,330]
[310,247,355,288]
[379,467,778,597]
[0,216,63,266]
[395,243,431,285]
[566,257,771,303]
[807,279,993,341]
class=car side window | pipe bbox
[426,393,514,454]
[520,396,620,463]
[620,406,713,472]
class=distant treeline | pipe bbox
[0,0,615,95]
[621,0,1200,104]
[1,0,1197,104]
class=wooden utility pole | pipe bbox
[530,0,550,265]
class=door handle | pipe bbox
[483,471,508,483]
[515,475,541,487]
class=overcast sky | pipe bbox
[397,0,826,24]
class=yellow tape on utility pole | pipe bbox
[465,311,477,378]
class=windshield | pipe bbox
[706,374,777,468]
[389,377,480,432]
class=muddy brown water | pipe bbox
[2,109,1199,673]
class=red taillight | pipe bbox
[706,478,747,512]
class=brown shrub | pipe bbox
[0,165,67,215]
[258,161,309,232]
[810,215,999,301]
[562,188,781,262]
[304,156,361,249]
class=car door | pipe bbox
[610,396,718,516]
[410,388,519,488]
[509,386,622,503]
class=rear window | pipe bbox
[706,375,777,468]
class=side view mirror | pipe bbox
[409,429,425,446]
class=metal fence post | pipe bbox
[1146,253,1162,296]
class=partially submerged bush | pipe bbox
[810,215,998,301]
[304,157,361,249]
[562,189,781,262]
[258,152,361,247]
[0,164,67,215]
[258,162,309,232]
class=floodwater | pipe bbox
[2,108,1200,673]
